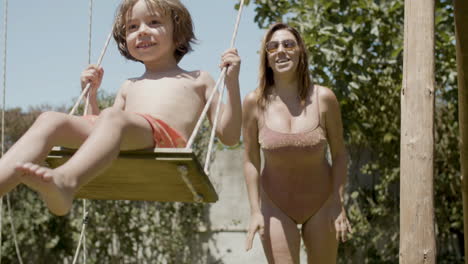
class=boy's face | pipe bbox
[125,0,176,64]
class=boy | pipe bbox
[0,0,241,216]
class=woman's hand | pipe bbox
[80,64,104,97]
[220,48,241,85]
[245,211,264,251]
[329,196,352,242]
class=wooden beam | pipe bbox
[399,0,436,263]
[454,0,468,262]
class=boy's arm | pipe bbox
[112,80,130,110]
[242,92,264,250]
[85,93,100,115]
[204,49,242,146]
[81,65,103,115]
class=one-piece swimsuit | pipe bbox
[258,86,332,224]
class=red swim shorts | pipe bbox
[82,113,187,148]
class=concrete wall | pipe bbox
[197,148,307,264]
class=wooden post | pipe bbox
[400,0,436,263]
[454,0,468,262]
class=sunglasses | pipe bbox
[265,39,298,53]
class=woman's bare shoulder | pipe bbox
[244,90,260,108]
[315,84,339,106]
[245,90,259,102]
[243,90,261,120]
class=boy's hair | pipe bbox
[113,0,195,63]
[257,22,311,108]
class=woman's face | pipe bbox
[266,29,300,77]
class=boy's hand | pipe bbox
[220,48,241,84]
[80,64,104,97]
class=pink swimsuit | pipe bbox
[258,87,332,224]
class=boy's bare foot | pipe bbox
[14,162,75,216]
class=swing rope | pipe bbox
[5,197,22,264]
[69,30,113,116]
[84,0,94,117]
[0,0,5,260]
[202,0,245,174]
[72,1,94,263]
[72,211,89,264]
[0,0,23,263]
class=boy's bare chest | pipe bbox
[125,79,204,108]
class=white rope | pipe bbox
[6,195,22,264]
[1,0,23,262]
[1,0,6,170]
[69,30,113,116]
[82,1,93,262]
[0,197,2,264]
[0,0,7,260]
[204,75,225,173]
[80,200,87,263]
[84,0,93,117]
[228,1,245,49]
[177,165,203,202]
[0,1,107,263]
[200,0,245,174]
[186,68,227,148]
[72,211,89,264]
[87,0,93,66]
[186,0,245,151]
[73,1,95,262]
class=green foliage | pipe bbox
[0,92,210,263]
[246,0,462,262]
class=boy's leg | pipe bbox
[0,111,93,196]
[16,108,154,215]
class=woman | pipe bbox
[242,22,352,263]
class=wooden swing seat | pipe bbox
[45,147,218,203]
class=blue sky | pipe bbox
[0,1,264,109]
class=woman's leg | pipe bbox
[16,108,154,215]
[261,190,301,264]
[301,195,338,264]
[0,111,93,196]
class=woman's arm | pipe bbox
[242,92,264,250]
[319,86,351,241]
[320,86,347,201]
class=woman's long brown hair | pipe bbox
[257,22,311,108]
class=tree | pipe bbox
[454,0,468,261]
[399,0,436,262]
